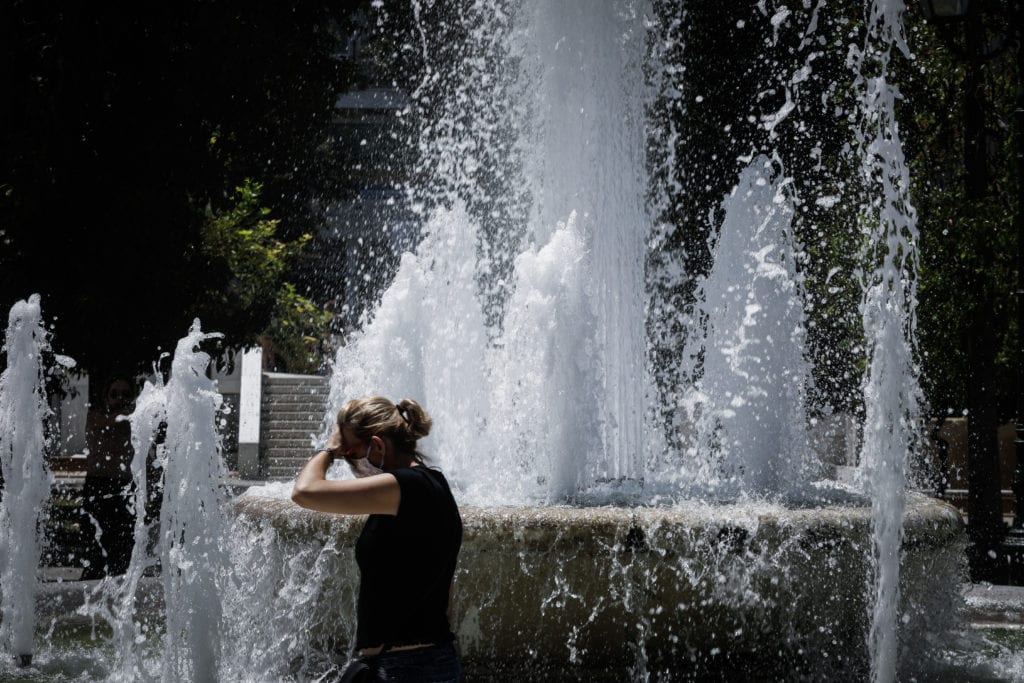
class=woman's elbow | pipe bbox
[291,483,311,507]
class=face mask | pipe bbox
[347,441,384,478]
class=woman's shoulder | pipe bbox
[393,466,458,511]
[393,465,450,488]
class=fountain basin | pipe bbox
[233,492,965,680]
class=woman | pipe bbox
[291,396,463,683]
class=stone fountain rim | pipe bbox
[233,491,963,551]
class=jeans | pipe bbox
[372,642,460,683]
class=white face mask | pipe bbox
[347,440,384,478]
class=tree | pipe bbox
[0,0,361,378]
[898,0,1020,580]
[199,180,332,374]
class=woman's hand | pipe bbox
[322,423,343,459]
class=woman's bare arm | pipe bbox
[291,450,401,515]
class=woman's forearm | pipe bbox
[292,450,334,499]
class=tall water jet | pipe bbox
[328,205,494,497]
[510,1,649,487]
[683,157,817,497]
[0,294,53,667]
[490,211,598,500]
[90,376,168,682]
[0,0,983,679]
[851,1,923,681]
[330,0,652,503]
[246,3,970,676]
[73,323,230,682]
[158,321,230,681]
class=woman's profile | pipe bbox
[291,396,463,683]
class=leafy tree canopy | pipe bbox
[0,0,362,378]
[199,180,333,374]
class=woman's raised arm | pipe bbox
[291,449,401,516]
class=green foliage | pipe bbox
[265,283,335,375]
[0,1,360,377]
[200,181,332,374]
[201,180,307,311]
[899,3,1020,419]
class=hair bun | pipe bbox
[396,398,432,439]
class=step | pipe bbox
[263,387,328,394]
[261,442,320,454]
[263,457,313,468]
[263,426,323,438]
[260,444,315,454]
[262,421,325,433]
[266,467,301,481]
[262,412,324,422]
[262,407,327,417]
[261,414,325,425]
[263,382,329,392]
[266,455,309,467]
[262,385,330,395]
[263,374,329,383]
[258,430,317,440]
[262,394,329,404]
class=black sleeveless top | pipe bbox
[354,466,462,649]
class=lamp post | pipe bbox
[918,0,1019,582]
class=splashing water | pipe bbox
[77,373,172,682]
[328,0,651,505]
[327,2,834,508]
[73,320,231,682]
[158,321,231,681]
[511,1,649,488]
[0,295,52,665]
[682,157,817,498]
[850,1,923,682]
[317,2,932,675]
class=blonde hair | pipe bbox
[336,396,433,463]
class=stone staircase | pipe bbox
[260,373,331,480]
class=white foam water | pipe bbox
[0,295,53,664]
[327,0,651,505]
[74,321,232,682]
[681,156,817,498]
[157,321,231,681]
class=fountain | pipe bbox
[237,0,967,680]
[0,0,1008,681]
[234,150,960,678]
